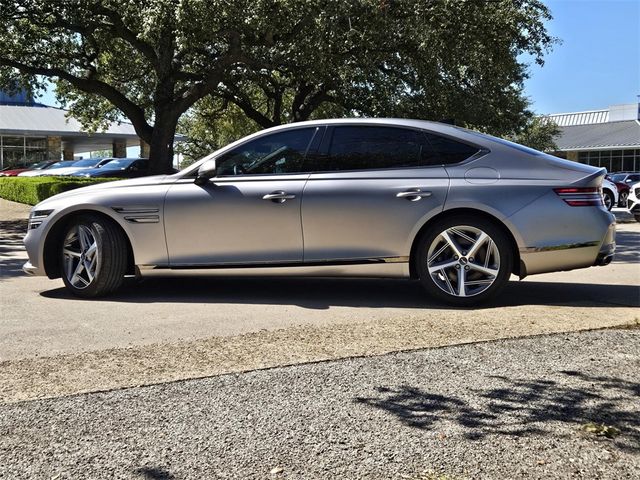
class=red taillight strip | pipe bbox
[554,187,604,207]
[553,187,600,194]
[564,199,603,207]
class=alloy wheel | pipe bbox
[62,224,100,289]
[426,225,500,297]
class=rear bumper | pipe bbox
[518,216,616,276]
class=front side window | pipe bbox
[323,126,426,171]
[216,128,316,176]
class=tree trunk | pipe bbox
[147,110,178,175]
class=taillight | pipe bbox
[554,187,604,207]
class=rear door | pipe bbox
[301,125,451,262]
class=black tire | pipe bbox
[415,215,513,306]
[618,192,628,208]
[59,214,127,297]
[603,189,614,211]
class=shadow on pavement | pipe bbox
[613,229,639,264]
[355,371,640,451]
[40,276,640,309]
[0,219,28,280]
[134,467,175,480]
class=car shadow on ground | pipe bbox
[354,370,640,451]
[133,467,175,480]
[0,219,28,280]
[39,276,640,310]
[613,229,639,264]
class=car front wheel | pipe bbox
[415,216,513,306]
[60,214,127,297]
[618,192,628,208]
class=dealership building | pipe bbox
[549,102,640,172]
[0,90,148,170]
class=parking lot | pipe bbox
[1,199,638,403]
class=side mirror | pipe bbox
[195,159,217,185]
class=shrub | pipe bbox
[0,177,118,205]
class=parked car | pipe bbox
[626,181,640,222]
[601,178,619,211]
[604,175,629,208]
[606,173,635,207]
[610,172,640,185]
[0,160,58,177]
[23,119,615,306]
[20,157,116,177]
[18,160,78,176]
[71,158,149,178]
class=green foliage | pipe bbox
[0,177,116,205]
[509,116,561,152]
[176,97,260,166]
[0,0,556,170]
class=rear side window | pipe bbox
[323,126,426,171]
[423,132,480,165]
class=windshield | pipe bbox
[72,158,102,167]
[29,161,51,170]
[49,161,77,169]
[100,159,135,170]
[610,174,626,182]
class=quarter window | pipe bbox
[423,132,480,165]
[217,128,316,175]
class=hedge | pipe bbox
[0,177,119,205]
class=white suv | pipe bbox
[626,181,640,222]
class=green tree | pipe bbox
[0,1,555,172]
[209,0,555,136]
[510,116,561,152]
[0,0,264,173]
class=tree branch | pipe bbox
[0,57,153,141]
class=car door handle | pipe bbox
[262,191,296,203]
[396,189,432,201]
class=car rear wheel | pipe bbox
[415,216,513,306]
[603,190,614,211]
[60,214,127,297]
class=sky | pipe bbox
[39,0,639,118]
[524,0,640,114]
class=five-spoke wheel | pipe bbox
[416,216,513,306]
[59,215,128,297]
[62,224,100,289]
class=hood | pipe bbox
[33,166,88,176]
[34,175,172,207]
[0,168,28,176]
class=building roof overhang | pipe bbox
[555,120,640,151]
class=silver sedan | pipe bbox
[23,119,616,306]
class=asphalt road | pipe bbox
[0,199,638,402]
[1,329,638,479]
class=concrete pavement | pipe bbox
[0,198,638,403]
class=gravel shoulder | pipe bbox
[1,329,639,479]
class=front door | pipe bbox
[164,127,321,266]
